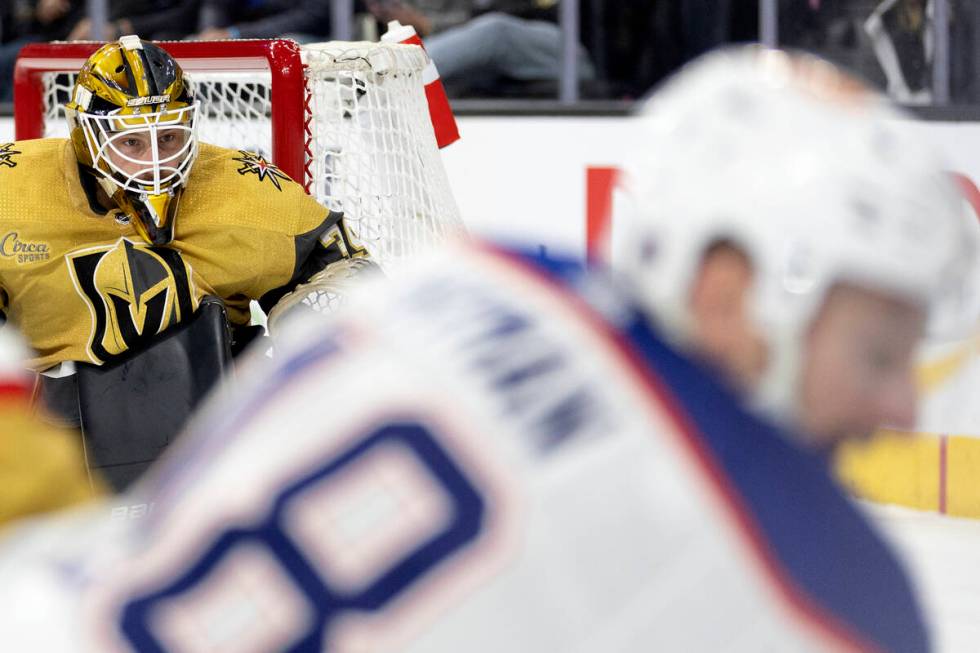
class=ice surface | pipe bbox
[869,503,980,653]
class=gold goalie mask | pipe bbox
[66,35,199,245]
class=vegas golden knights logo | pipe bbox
[68,239,197,364]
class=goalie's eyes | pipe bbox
[112,130,187,158]
[110,132,152,154]
[156,131,190,155]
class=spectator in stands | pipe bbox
[0,2,19,45]
[678,0,732,59]
[191,0,334,42]
[674,0,756,65]
[863,0,980,104]
[777,2,876,80]
[0,0,86,101]
[949,0,980,104]
[67,0,201,41]
[367,0,595,97]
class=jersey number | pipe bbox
[118,421,485,652]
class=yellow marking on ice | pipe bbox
[835,431,980,520]
[835,430,940,512]
[917,337,979,392]
[946,436,980,519]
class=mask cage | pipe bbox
[79,102,200,196]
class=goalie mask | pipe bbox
[66,36,199,245]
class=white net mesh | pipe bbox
[188,72,274,159]
[302,42,463,309]
[38,41,463,314]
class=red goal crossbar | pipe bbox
[12,39,308,184]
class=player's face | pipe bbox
[687,244,768,391]
[797,283,926,449]
[103,127,191,181]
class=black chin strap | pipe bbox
[134,207,173,245]
[128,190,179,246]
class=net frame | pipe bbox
[16,40,307,181]
[13,39,463,285]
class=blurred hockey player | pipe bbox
[0,328,100,528]
[0,36,372,488]
[0,47,976,652]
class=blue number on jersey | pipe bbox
[119,421,486,652]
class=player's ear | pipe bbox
[687,241,768,390]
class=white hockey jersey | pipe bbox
[0,243,928,652]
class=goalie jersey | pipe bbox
[0,243,927,652]
[0,139,361,370]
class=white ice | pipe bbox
[869,504,980,652]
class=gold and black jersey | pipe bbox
[0,139,357,371]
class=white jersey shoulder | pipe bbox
[0,244,880,652]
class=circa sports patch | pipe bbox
[0,232,50,265]
[0,143,22,168]
[232,150,291,191]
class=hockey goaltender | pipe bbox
[0,36,376,489]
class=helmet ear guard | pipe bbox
[65,36,198,245]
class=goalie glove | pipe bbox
[266,257,380,333]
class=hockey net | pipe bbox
[14,39,464,313]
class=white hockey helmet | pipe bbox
[613,47,980,421]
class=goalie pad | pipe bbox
[266,257,379,332]
[37,296,233,491]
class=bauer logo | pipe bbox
[0,143,21,168]
[125,94,171,107]
[0,232,50,264]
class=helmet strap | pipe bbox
[111,187,181,246]
[96,176,121,209]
